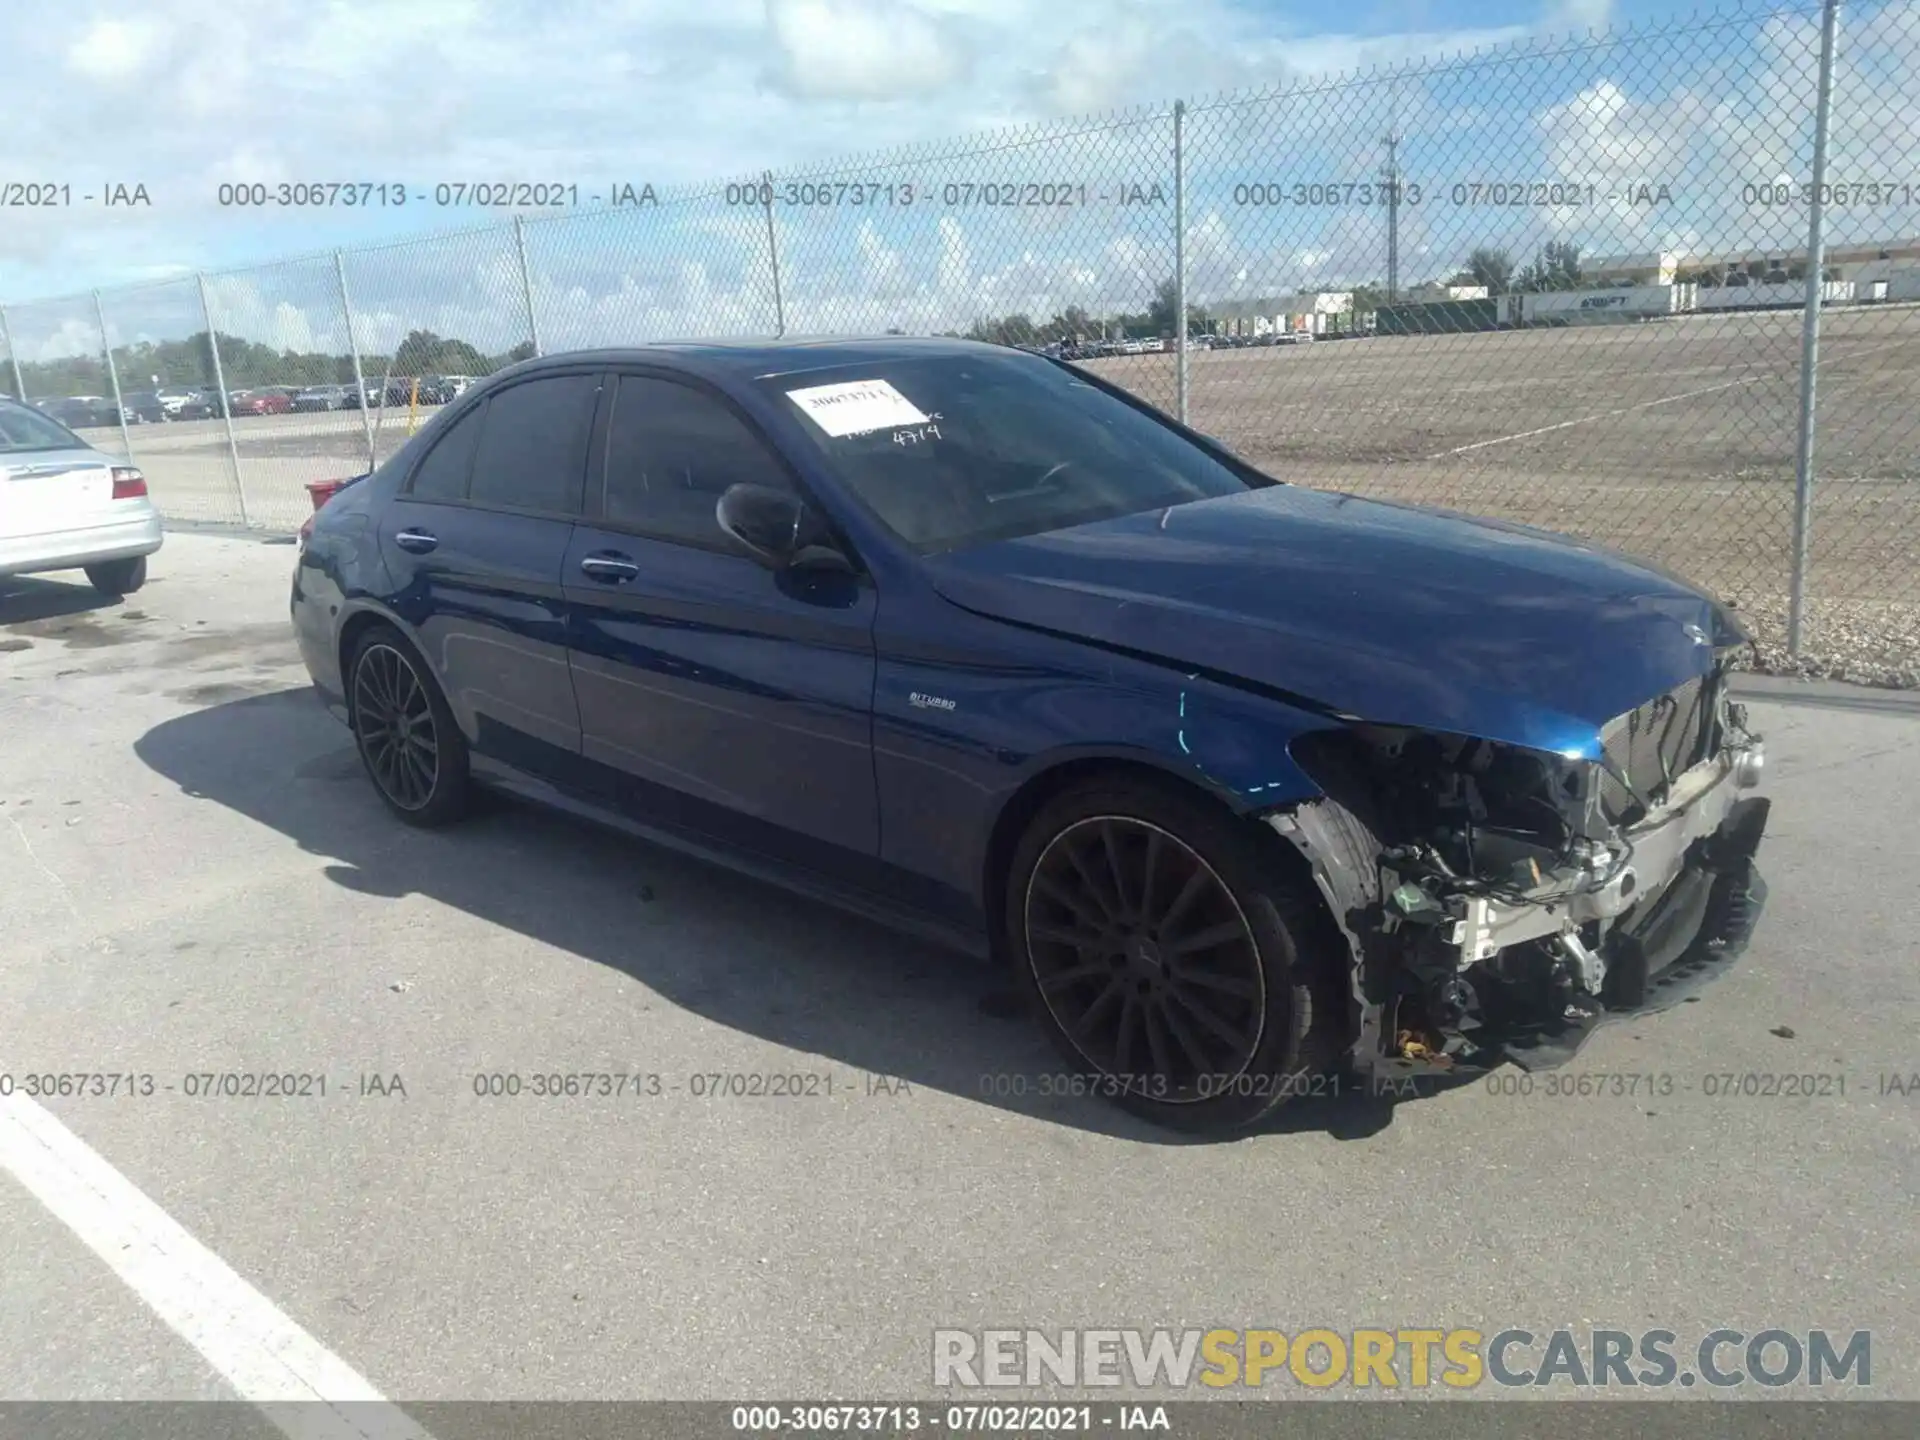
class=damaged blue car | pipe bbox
[291,337,1769,1133]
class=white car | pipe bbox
[0,396,161,595]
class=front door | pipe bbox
[562,370,880,875]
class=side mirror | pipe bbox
[716,484,850,573]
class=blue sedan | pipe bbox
[291,337,1770,1132]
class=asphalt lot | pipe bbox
[2,532,1917,1414]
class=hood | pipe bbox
[924,486,1744,757]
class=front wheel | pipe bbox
[347,626,473,827]
[1004,775,1341,1134]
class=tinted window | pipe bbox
[408,399,486,501]
[0,399,82,452]
[757,350,1259,553]
[466,374,599,514]
[601,376,792,544]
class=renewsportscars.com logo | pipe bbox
[932,1328,1872,1391]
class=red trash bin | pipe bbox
[305,478,349,512]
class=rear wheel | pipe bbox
[347,625,472,827]
[85,556,146,595]
[1004,775,1341,1133]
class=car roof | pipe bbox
[490,335,1011,383]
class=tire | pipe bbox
[346,624,473,827]
[85,556,147,595]
[1003,773,1342,1134]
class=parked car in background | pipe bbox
[35,396,122,429]
[0,395,160,595]
[293,384,349,412]
[171,389,221,420]
[340,381,388,410]
[155,386,202,418]
[290,337,1770,1134]
[230,388,294,416]
[121,391,171,424]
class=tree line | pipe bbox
[7,328,534,401]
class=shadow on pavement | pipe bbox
[135,688,1401,1145]
[0,575,123,627]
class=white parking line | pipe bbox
[0,1093,437,1440]
[1424,377,1757,459]
[1425,338,1913,461]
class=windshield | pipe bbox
[0,399,85,453]
[760,349,1263,553]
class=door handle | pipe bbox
[393,528,438,553]
[579,553,640,583]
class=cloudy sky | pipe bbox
[5,0,1916,363]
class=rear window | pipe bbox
[0,400,84,452]
[468,375,598,514]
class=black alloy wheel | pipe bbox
[1005,775,1339,1133]
[348,628,471,826]
[1026,816,1266,1095]
[354,642,436,808]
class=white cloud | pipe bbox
[765,0,972,100]
[1543,0,1611,33]
[66,18,164,79]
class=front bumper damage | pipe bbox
[1267,726,1770,1082]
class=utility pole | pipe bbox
[1788,0,1842,654]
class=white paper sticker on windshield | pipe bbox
[785,379,930,437]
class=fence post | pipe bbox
[197,272,250,527]
[1174,100,1189,424]
[1789,0,1841,656]
[93,290,135,462]
[0,307,25,402]
[513,215,542,357]
[336,249,377,473]
[763,171,786,337]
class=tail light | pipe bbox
[110,466,148,499]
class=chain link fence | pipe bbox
[2,0,1914,680]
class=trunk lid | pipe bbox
[0,448,118,538]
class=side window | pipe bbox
[407,399,486,501]
[467,373,600,514]
[602,376,793,545]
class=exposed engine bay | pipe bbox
[1270,664,1770,1077]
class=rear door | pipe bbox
[562,369,881,871]
[376,368,603,779]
